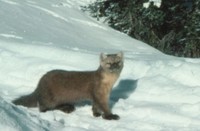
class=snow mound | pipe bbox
[0,97,51,131]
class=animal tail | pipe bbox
[12,92,37,107]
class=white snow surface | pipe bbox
[0,0,200,131]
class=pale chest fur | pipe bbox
[101,72,119,93]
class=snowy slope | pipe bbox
[0,0,200,131]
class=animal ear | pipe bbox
[117,51,123,58]
[100,53,107,60]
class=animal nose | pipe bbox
[110,63,119,69]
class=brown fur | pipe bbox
[13,52,124,120]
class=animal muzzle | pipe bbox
[110,62,120,70]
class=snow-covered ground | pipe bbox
[0,0,200,131]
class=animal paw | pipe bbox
[93,112,101,117]
[103,114,120,120]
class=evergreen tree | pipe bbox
[179,0,200,57]
[85,0,199,58]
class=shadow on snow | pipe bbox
[110,79,138,108]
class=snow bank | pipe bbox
[0,97,51,131]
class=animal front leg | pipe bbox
[92,103,102,117]
[94,94,120,120]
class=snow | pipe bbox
[0,0,200,131]
[143,0,161,8]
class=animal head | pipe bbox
[100,52,124,73]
